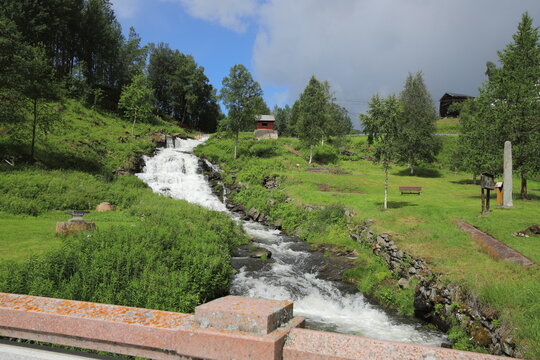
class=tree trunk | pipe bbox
[132,110,138,136]
[520,172,528,199]
[309,145,313,164]
[472,173,477,185]
[30,98,38,162]
[234,133,239,159]
[409,164,414,175]
[384,162,389,210]
[321,136,324,146]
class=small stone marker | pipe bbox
[56,210,96,235]
[503,141,513,208]
[195,295,293,335]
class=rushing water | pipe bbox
[136,136,444,346]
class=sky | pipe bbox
[111,0,540,127]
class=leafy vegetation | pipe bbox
[457,12,540,198]
[0,101,247,316]
[0,0,221,142]
[361,94,402,209]
[278,76,352,159]
[0,190,246,313]
[197,133,540,358]
[397,72,441,175]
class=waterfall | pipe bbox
[136,137,445,346]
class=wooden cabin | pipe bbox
[255,115,275,130]
[439,93,474,118]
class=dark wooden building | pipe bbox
[439,93,474,118]
[255,115,275,130]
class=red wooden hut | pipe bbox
[255,115,275,130]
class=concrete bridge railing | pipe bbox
[0,292,513,360]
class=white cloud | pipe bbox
[252,0,540,115]
[111,0,142,19]
[173,0,258,33]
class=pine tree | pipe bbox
[482,12,540,199]
[397,72,441,175]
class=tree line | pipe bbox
[218,67,352,160]
[362,12,539,206]
[0,0,223,162]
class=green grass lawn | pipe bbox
[0,210,142,263]
[0,212,63,262]
[198,133,540,358]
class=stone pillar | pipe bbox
[503,141,513,208]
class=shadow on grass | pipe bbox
[520,193,540,201]
[1,142,104,174]
[39,152,103,173]
[393,167,441,178]
[451,179,479,185]
[374,201,418,209]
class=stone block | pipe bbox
[56,221,96,235]
[283,328,513,360]
[254,129,278,140]
[195,295,293,335]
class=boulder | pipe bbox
[470,323,492,346]
[249,248,272,259]
[398,278,410,289]
[96,202,115,212]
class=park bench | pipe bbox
[399,186,422,195]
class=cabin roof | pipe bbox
[439,92,474,101]
[256,115,275,122]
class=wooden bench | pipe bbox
[399,186,422,195]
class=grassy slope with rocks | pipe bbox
[196,133,540,358]
[0,100,247,314]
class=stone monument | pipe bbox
[503,141,513,208]
[56,211,96,235]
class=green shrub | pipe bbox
[249,141,277,157]
[313,145,339,164]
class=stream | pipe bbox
[136,136,444,346]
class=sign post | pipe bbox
[480,173,495,215]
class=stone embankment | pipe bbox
[349,222,519,358]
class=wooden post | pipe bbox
[486,189,491,213]
[481,188,485,214]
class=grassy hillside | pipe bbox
[435,117,460,134]
[197,133,540,358]
[1,99,183,175]
[0,101,247,313]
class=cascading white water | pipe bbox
[136,136,227,212]
[136,137,445,347]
